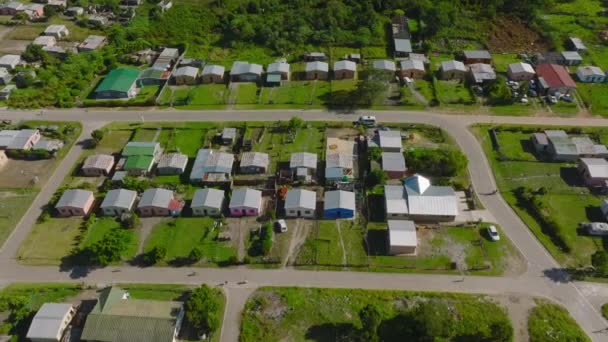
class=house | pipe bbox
[138,66,171,86]
[440,60,467,80]
[201,65,225,83]
[100,189,137,216]
[112,170,127,184]
[23,3,44,18]
[408,53,429,64]
[156,153,188,175]
[55,189,95,217]
[399,59,425,79]
[221,127,237,145]
[121,142,161,175]
[92,68,140,99]
[155,47,179,66]
[229,188,262,217]
[302,52,326,62]
[346,53,361,63]
[578,158,608,187]
[305,61,329,80]
[81,287,184,342]
[78,35,107,52]
[43,25,69,38]
[173,66,198,85]
[123,155,154,176]
[507,62,535,81]
[568,37,587,53]
[536,64,576,95]
[82,154,115,176]
[333,60,356,80]
[576,66,606,83]
[325,153,354,182]
[285,189,316,218]
[394,38,412,58]
[0,129,41,150]
[0,54,21,70]
[42,45,69,59]
[45,0,68,7]
[267,61,290,80]
[191,188,224,217]
[0,68,12,85]
[384,174,458,221]
[531,132,549,153]
[561,51,583,66]
[137,188,183,217]
[290,152,317,181]
[32,138,63,153]
[382,152,407,179]
[377,130,402,152]
[230,61,262,82]
[0,85,15,100]
[463,50,492,64]
[0,150,7,170]
[468,63,496,84]
[26,303,75,342]
[572,136,608,158]
[323,190,355,219]
[373,60,397,73]
[240,152,269,174]
[545,130,578,161]
[32,35,56,48]
[388,220,417,255]
[0,1,23,15]
[88,15,109,27]
[65,6,83,16]
[122,141,161,159]
[190,149,234,183]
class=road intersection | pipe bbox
[1,108,608,341]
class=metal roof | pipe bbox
[202,64,225,76]
[44,25,68,35]
[101,189,137,210]
[230,61,263,76]
[579,158,608,178]
[388,220,417,247]
[285,189,316,210]
[124,155,154,170]
[95,68,140,93]
[334,60,356,71]
[545,130,568,138]
[157,153,188,170]
[508,62,535,75]
[381,152,406,172]
[404,175,458,217]
[267,61,289,74]
[241,152,269,168]
[305,61,329,72]
[33,35,56,47]
[373,60,396,71]
[56,189,93,209]
[441,60,466,72]
[191,188,224,209]
[324,190,355,211]
[290,152,317,169]
[26,303,73,341]
[222,127,236,139]
[384,185,408,214]
[577,66,605,77]
[190,149,234,181]
[536,63,577,88]
[122,142,158,156]
[532,133,548,145]
[79,35,106,50]
[463,50,491,60]
[83,154,115,170]
[326,152,353,169]
[569,37,586,50]
[378,130,402,149]
[394,38,412,53]
[173,66,198,78]
[0,54,21,67]
[561,51,582,61]
[138,188,174,209]
[229,188,262,209]
[400,59,425,71]
[469,63,496,83]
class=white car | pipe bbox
[488,225,500,241]
[276,219,288,233]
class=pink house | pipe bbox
[229,188,262,217]
[137,188,184,217]
[0,129,41,150]
[55,189,95,217]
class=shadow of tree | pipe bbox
[305,323,356,342]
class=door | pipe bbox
[297,210,301,217]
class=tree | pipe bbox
[79,228,131,266]
[188,247,203,263]
[367,147,383,162]
[410,301,453,339]
[288,116,304,131]
[404,148,467,177]
[185,285,221,336]
[355,70,390,107]
[91,129,106,143]
[487,75,513,105]
[144,246,167,265]
[366,169,388,187]
[592,251,608,276]
[14,12,28,25]
[359,304,382,342]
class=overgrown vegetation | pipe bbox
[528,302,590,342]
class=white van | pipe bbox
[358,115,377,127]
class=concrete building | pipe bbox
[305,61,329,80]
[173,66,199,85]
[290,152,317,181]
[100,189,137,216]
[285,189,316,218]
[137,188,183,217]
[507,62,536,81]
[578,158,608,187]
[439,60,467,80]
[201,65,225,83]
[191,188,224,217]
[399,59,425,79]
[230,61,262,82]
[55,189,95,217]
[324,190,355,219]
[333,60,356,80]
[576,66,606,83]
[229,188,262,217]
[240,152,269,174]
[267,61,290,80]
[156,153,188,175]
[43,25,69,38]
[26,303,75,342]
[82,154,115,176]
[373,60,396,73]
[388,220,417,255]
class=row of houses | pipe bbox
[0,128,63,152]
[531,129,608,161]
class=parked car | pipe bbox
[546,95,558,104]
[561,94,574,102]
[487,225,500,241]
[356,115,377,127]
[528,89,538,97]
[276,219,288,233]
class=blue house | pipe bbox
[323,190,356,219]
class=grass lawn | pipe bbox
[295,221,368,267]
[234,83,259,104]
[144,217,237,265]
[186,84,228,106]
[435,79,475,105]
[491,54,520,73]
[528,301,590,342]
[489,102,537,116]
[258,81,329,107]
[551,101,580,117]
[79,218,139,261]
[157,128,205,157]
[577,83,608,117]
[17,218,82,265]
[91,129,132,155]
[132,128,160,141]
[0,189,37,246]
[413,79,435,102]
[241,287,512,342]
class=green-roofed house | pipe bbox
[121,141,162,176]
[81,286,184,342]
[124,155,155,175]
[92,68,140,100]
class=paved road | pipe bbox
[1,109,608,341]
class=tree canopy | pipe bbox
[185,285,222,336]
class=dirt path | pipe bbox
[335,220,347,266]
[495,294,536,342]
[152,127,162,142]
[137,217,162,254]
[227,219,248,262]
[227,84,238,108]
[283,219,310,267]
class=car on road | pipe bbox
[356,115,377,127]
[276,219,288,233]
[487,225,500,241]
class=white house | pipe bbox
[388,220,417,255]
[284,188,316,218]
[191,188,224,217]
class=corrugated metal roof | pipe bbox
[222,127,236,139]
[122,142,159,156]
[404,175,431,195]
[569,37,586,50]
[561,51,582,61]
[378,130,402,149]
[463,50,491,60]
[101,189,137,210]
[577,66,605,77]
[229,188,262,209]
[388,220,417,247]
[580,158,608,178]
[173,66,198,78]
[400,59,424,71]
[230,61,263,76]
[190,149,234,181]
[381,152,406,172]
[305,61,328,72]
[241,152,269,168]
[267,61,290,74]
[157,153,188,170]
[138,188,174,209]
[326,152,353,169]
[441,60,466,72]
[285,189,316,210]
[536,63,576,88]
[202,64,225,76]
[290,152,317,169]
[191,188,224,209]
[469,63,496,83]
[83,154,114,170]
[324,190,355,211]
[384,185,408,214]
[334,60,356,71]
[56,189,93,209]
[26,303,73,341]
[508,62,535,75]
[405,175,458,217]
[394,38,412,53]
[373,60,396,71]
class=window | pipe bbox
[305,211,311,214]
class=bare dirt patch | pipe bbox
[494,294,536,342]
[487,17,550,53]
[0,158,56,188]
[253,291,288,321]
[284,219,311,266]
[0,39,29,55]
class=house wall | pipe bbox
[102,207,130,216]
[386,170,406,179]
[440,69,465,80]
[530,137,548,153]
[192,207,221,217]
[507,71,535,81]
[306,71,328,80]
[389,244,416,255]
[285,207,315,218]
[175,75,196,86]
[231,74,260,82]
[82,167,109,177]
[230,207,259,217]
[381,146,402,153]
[398,69,425,79]
[138,206,170,217]
[201,74,223,84]
[464,57,491,65]
[324,208,354,219]
[157,166,184,175]
[578,74,606,83]
[57,206,86,217]
[578,165,608,187]
[334,70,355,80]
[0,8,19,15]
[269,71,289,80]
[240,165,266,174]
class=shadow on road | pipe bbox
[543,268,572,284]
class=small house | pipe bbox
[26,303,75,342]
[463,50,492,65]
[55,189,95,217]
[0,54,21,70]
[305,61,329,80]
[154,47,179,66]
[122,141,161,159]
[78,35,107,52]
[173,66,198,85]
[399,59,425,79]
[568,37,587,53]
[576,66,606,83]
[32,35,56,48]
[0,68,12,85]
[23,3,44,18]
[561,51,583,66]
[137,66,170,86]
[230,61,262,82]
[285,189,316,218]
[388,220,417,255]
[82,154,115,176]
[578,158,608,187]
[240,152,269,174]
[384,175,458,221]
[536,63,576,95]
[137,188,183,217]
[267,61,290,80]
[189,149,234,183]
[394,38,412,58]
[0,129,41,150]
[221,127,237,145]
[191,188,224,217]
[333,60,356,80]
[378,130,402,152]
[303,52,326,62]
[507,62,535,81]
[122,141,161,176]
[325,153,354,183]
[123,155,155,176]
[530,132,549,153]
[0,85,16,100]
[468,63,496,84]
[373,60,397,73]
[65,6,83,16]
[43,25,69,38]
[382,152,407,179]
[0,1,23,16]
[156,153,188,175]
[290,152,317,181]
[92,68,140,99]
[201,65,225,83]
[229,188,262,217]
[88,15,109,27]
[323,190,355,219]
[100,189,137,216]
[545,130,578,161]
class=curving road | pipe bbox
[1,108,608,341]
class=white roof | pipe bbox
[388,220,417,248]
[0,54,21,66]
[173,66,199,78]
[326,152,353,169]
[441,60,466,72]
[561,51,582,61]
[290,152,317,169]
[323,190,355,211]
[285,189,316,210]
[404,175,458,217]
[400,59,425,71]
[267,61,290,74]
[305,61,329,73]
[577,66,605,77]
[230,61,263,76]
[373,60,396,71]
[334,60,356,71]
[229,188,262,209]
[580,158,608,178]
[508,62,535,75]
[56,189,93,209]
[241,152,269,168]
[382,152,406,172]
[44,25,68,34]
[202,64,225,76]
[33,35,56,47]
[191,188,224,209]
[378,130,402,150]
[384,185,408,214]
[190,149,234,181]
[100,189,137,209]
[157,153,188,169]
[26,303,73,341]
[138,188,174,209]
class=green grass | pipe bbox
[132,128,160,141]
[435,80,475,105]
[144,217,237,265]
[186,84,228,106]
[489,102,537,116]
[91,129,132,154]
[577,83,608,117]
[157,128,205,157]
[79,218,138,260]
[258,81,329,106]
[234,83,260,104]
[0,189,37,246]
[492,54,520,73]
[17,218,83,265]
[551,101,579,117]
[295,221,368,267]
[241,287,512,342]
[602,303,608,320]
[528,301,590,342]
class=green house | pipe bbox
[122,141,160,157]
[92,68,140,100]
[124,155,155,175]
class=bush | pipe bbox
[366,169,388,187]
[528,303,589,342]
[602,303,608,320]
[185,285,221,337]
[404,147,468,177]
[144,246,167,265]
[75,228,132,266]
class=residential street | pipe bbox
[1,108,608,341]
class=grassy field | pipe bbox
[0,189,37,246]
[79,218,139,260]
[473,125,608,267]
[157,128,206,157]
[489,102,538,116]
[295,221,368,267]
[7,16,103,41]
[186,84,229,106]
[491,54,520,73]
[143,217,237,265]
[241,287,512,342]
[90,129,132,155]
[528,301,590,342]
[577,83,608,117]
[435,80,475,105]
[258,81,330,107]
[234,83,259,104]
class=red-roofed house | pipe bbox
[536,63,576,95]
